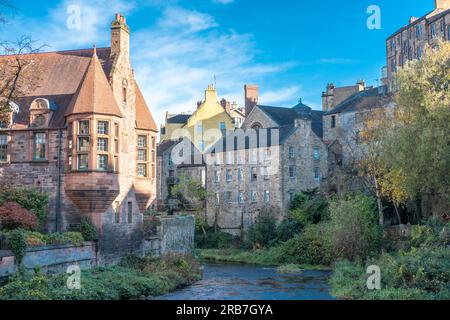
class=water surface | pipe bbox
[158,263,335,300]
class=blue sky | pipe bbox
[1,0,435,126]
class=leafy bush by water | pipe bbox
[331,218,450,300]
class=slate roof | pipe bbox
[207,125,296,154]
[157,138,205,167]
[257,100,324,138]
[325,86,391,116]
[0,47,158,131]
[167,114,191,124]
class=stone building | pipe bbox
[386,0,450,90]
[322,85,393,193]
[156,139,205,211]
[0,14,158,263]
[159,85,243,152]
[321,80,366,112]
[220,99,246,129]
[205,97,327,236]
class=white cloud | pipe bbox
[5,1,298,128]
[132,6,296,126]
[5,0,135,50]
[157,7,218,33]
[259,86,301,106]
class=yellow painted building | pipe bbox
[160,85,236,152]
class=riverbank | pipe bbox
[197,249,331,272]
[0,254,202,300]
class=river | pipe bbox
[157,263,335,300]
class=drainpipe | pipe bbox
[55,128,63,233]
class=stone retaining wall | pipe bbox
[0,243,97,279]
[143,215,195,255]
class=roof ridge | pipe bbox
[0,47,111,58]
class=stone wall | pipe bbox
[0,243,97,279]
[143,215,195,255]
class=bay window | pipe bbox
[137,135,148,177]
[78,154,89,170]
[97,154,108,171]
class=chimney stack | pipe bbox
[205,84,217,102]
[244,84,259,116]
[435,0,450,9]
[356,79,365,91]
[111,13,130,62]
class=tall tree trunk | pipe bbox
[394,204,402,225]
[374,177,384,226]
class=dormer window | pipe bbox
[29,98,52,128]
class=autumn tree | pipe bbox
[171,173,211,234]
[0,3,44,126]
[380,40,450,217]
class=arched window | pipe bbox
[251,123,262,130]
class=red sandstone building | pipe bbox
[0,14,158,262]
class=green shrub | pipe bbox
[7,229,28,265]
[80,217,98,242]
[25,232,49,247]
[277,223,332,265]
[274,219,301,243]
[0,187,48,227]
[327,194,382,261]
[48,232,84,246]
[331,246,450,300]
[195,226,237,249]
[290,189,329,226]
[0,254,202,300]
[246,211,277,249]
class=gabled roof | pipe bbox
[325,86,392,116]
[135,83,157,132]
[65,48,122,118]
